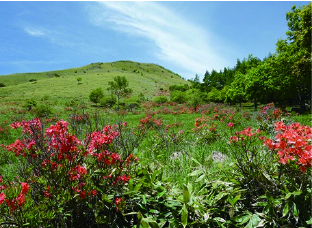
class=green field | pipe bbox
[0,61,188,103]
[0,61,311,227]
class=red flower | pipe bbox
[79,190,86,199]
[16,193,25,206]
[21,182,30,194]
[0,192,6,204]
[227,122,234,128]
[114,197,122,205]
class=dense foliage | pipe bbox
[191,3,311,112]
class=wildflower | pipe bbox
[21,182,30,194]
[227,122,234,128]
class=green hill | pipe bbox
[0,60,189,103]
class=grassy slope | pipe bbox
[0,60,189,102]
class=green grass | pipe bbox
[0,61,189,103]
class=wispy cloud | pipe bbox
[24,27,46,37]
[87,1,229,78]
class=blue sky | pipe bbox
[0,1,309,80]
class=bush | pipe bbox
[89,88,104,104]
[153,96,168,104]
[170,90,187,103]
[0,83,5,87]
[24,99,37,111]
[169,84,189,92]
[34,103,53,117]
[2,118,140,227]
[100,96,116,108]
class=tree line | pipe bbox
[190,3,311,112]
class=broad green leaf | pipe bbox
[234,214,251,224]
[292,190,302,196]
[306,217,312,224]
[245,214,261,228]
[282,202,290,217]
[181,204,188,228]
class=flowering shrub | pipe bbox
[263,121,312,174]
[2,118,139,226]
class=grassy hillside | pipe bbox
[0,60,189,103]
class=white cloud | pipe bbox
[87,1,229,79]
[24,27,46,37]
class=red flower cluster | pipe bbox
[86,125,119,154]
[263,121,312,174]
[229,127,262,144]
[68,165,87,180]
[139,114,162,129]
[0,182,30,213]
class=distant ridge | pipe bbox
[0,61,189,102]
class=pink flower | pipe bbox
[0,192,6,204]
[227,122,234,128]
[115,197,122,205]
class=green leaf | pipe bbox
[142,218,160,228]
[191,157,202,166]
[195,174,205,182]
[134,184,142,192]
[293,203,299,221]
[245,214,261,228]
[181,204,188,228]
[306,217,312,224]
[183,184,190,204]
[150,209,159,214]
[234,214,251,224]
[188,169,204,177]
[282,202,290,217]
[292,190,302,196]
[229,194,241,206]
[142,195,147,204]
[285,193,292,200]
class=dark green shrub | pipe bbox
[29,79,37,82]
[24,99,37,111]
[0,83,5,87]
[89,88,104,104]
[169,84,189,92]
[153,96,168,104]
[34,103,53,117]
[170,90,187,103]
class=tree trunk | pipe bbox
[254,98,257,111]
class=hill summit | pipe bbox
[0,61,189,102]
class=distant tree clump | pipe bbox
[77,77,82,84]
[153,96,168,104]
[89,88,104,104]
[107,76,132,110]
[170,90,187,104]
